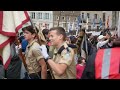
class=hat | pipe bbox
[98,35,105,40]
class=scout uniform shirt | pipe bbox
[52,42,76,79]
[25,39,44,74]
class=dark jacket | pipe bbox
[81,47,97,79]
[6,43,22,79]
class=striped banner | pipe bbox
[95,48,120,79]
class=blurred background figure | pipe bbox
[76,57,86,79]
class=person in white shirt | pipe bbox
[97,35,109,50]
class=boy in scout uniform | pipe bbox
[22,25,47,79]
[45,27,76,79]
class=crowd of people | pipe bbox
[81,28,120,79]
[0,25,120,79]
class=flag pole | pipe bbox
[57,11,62,27]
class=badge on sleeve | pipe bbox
[63,52,71,60]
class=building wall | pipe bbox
[27,11,114,31]
[28,11,53,29]
[79,11,114,30]
[53,11,80,31]
[53,11,109,31]
[80,11,104,29]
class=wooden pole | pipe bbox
[57,11,62,27]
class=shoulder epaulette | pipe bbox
[57,44,76,55]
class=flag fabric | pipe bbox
[76,16,81,35]
[35,22,47,43]
[68,22,72,33]
[0,11,30,69]
[80,33,88,60]
[93,18,95,28]
[106,16,109,28]
[72,22,75,30]
[86,18,89,30]
[77,16,81,26]
[99,18,102,29]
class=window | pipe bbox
[38,13,42,19]
[56,16,59,20]
[88,26,91,30]
[71,11,74,13]
[62,16,65,20]
[103,13,106,22]
[97,26,99,29]
[94,14,97,19]
[87,13,90,18]
[66,16,70,21]
[75,17,77,21]
[45,13,49,19]
[82,13,84,19]
[31,12,35,19]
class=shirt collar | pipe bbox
[27,39,37,49]
[54,42,67,54]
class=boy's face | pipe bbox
[23,30,35,41]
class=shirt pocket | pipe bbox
[27,53,35,62]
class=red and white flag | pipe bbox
[86,17,89,30]
[0,11,30,69]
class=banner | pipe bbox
[0,11,30,69]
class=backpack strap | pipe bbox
[68,44,77,48]
[57,45,66,54]
[57,44,76,55]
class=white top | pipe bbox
[98,35,105,40]
[15,44,21,54]
[97,39,109,50]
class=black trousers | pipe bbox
[29,71,41,79]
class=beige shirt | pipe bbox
[52,42,76,79]
[25,40,44,74]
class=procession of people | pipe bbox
[0,11,120,79]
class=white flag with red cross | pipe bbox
[0,11,30,69]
